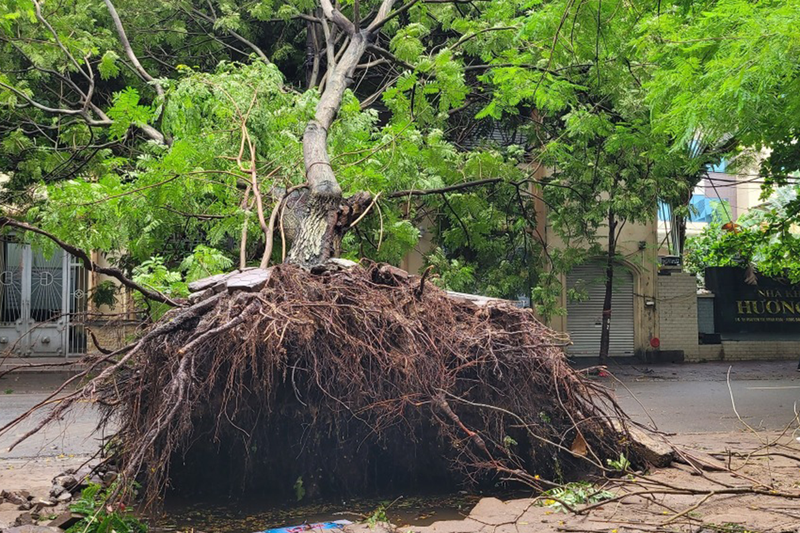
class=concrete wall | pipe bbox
[73,253,140,356]
[656,272,700,360]
[85,321,140,354]
[400,226,433,275]
[696,341,800,362]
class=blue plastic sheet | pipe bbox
[259,519,353,533]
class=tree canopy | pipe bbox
[0,0,796,312]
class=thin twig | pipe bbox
[348,192,381,228]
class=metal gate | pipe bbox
[0,239,87,357]
[566,261,635,357]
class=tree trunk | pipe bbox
[672,212,685,256]
[598,208,617,365]
[281,0,398,267]
[286,32,370,268]
[673,184,693,256]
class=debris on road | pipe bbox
[2,262,648,505]
[261,519,353,533]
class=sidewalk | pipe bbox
[407,432,800,533]
[0,357,87,394]
[597,358,800,382]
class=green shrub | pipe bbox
[67,483,147,533]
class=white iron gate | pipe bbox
[0,239,87,357]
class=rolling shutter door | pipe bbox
[566,262,635,357]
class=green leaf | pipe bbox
[98,50,120,80]
[107,87,154,140]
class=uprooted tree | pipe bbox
[3,258,649,503]
[0,0,695,504]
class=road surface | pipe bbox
[614,368,800,433]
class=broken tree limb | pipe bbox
[673,448,728,472]
[612,420,674,467]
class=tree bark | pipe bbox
[672,183,693,256]
[598,208,617,365]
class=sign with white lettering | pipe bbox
[705,267,800,334]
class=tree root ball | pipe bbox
[83,262,639,504]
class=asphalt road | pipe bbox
[1,361,798,460]
[0,376,102,459]
[614,373,800,433]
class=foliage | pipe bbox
[91,280,121,310]
[67,483,147,533]
[132,257,186,319]
[606,453,631,472]
[458,0,706,319]
[539,481,614,512]
[107,88,155,141]
[642,0,800,223]
[366,504,389,527]
[0,0,778,317]
[684,189,800,283]
[180,245,234,283]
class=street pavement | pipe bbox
[608,359,800,433]
[0,360,798,460]
[0,372,101,460]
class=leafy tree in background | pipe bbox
[471,0,696,361]
[541,112,681,363]
[685,188,800,284]
[643,0,800,223]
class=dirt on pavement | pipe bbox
[0,455,88,528]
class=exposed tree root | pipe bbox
[1,262,644,507]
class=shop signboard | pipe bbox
[705,267,800,334]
